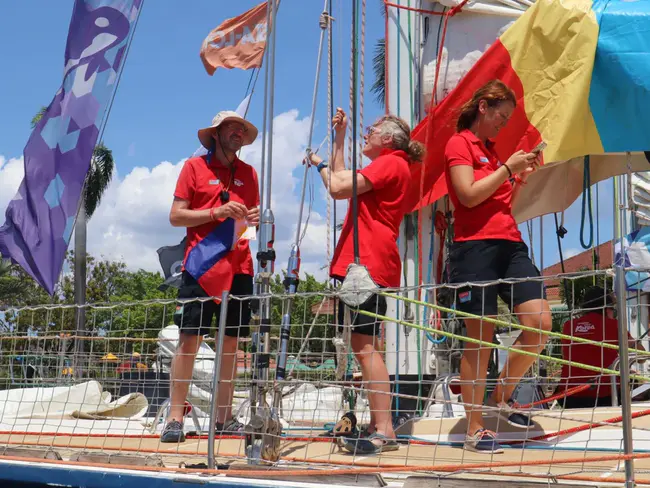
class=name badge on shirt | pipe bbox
[209,179,220,185]
[479,157,489,163]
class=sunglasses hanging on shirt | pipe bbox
[206,147,234,206]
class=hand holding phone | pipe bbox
[531,141,547,155]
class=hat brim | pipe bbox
[197,117,258,150]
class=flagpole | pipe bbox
[247,0,279,465]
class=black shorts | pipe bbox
[337,292,387,337]
[174,271,253,338]
[448,239,546,317]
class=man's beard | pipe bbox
[219,134,243,154]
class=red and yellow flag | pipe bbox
[405,0,649,213]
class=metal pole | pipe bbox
[208,291,230,470]
[351,0,360,264]
[73,203,87,377]
[257,0,272,219]
[615,172,635,488]
[247,0,279,465]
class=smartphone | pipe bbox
[531,141,547,155]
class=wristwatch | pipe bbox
[317,161,328,173]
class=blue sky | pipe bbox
[0,0,385,171]
[0,0,614,281]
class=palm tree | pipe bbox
[371,38,386,107]
[370,3,386,108]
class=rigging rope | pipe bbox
[553,212,571,308]
[526,220,535,267]
[580,155,594,249]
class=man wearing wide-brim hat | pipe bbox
[162,111,260,443]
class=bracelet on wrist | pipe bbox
[503,163,512,177]
[317,161,329,173]
[210,207,216,221]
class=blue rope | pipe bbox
[580,155,594,249]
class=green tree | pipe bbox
[268,273,334,357]
[559,266,612,311]
[0,259,29,307]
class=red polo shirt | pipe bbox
[330,149,411,288]
[174,155,259,277]
[444,130,522,242]
[559,312,633,398]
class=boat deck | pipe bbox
[3,405,650,486]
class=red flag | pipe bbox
[404,41,542,213]
[200,2,269,75]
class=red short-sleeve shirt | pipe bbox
[174,155,260,276]
[444,130,522,242]
[330,149,411,288]
[559,312,633,398]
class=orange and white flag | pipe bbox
[200,2,269,75]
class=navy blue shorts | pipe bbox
[337,292,387,337]
[448,239,546,317]
[174,271,253,338]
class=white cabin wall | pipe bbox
[385,1,436,402]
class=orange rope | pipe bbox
[524,407,650,443]
[514,384,592,409]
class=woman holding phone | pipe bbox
[444,80,552,454]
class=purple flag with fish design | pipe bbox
[0,0,141,294]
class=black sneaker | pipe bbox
[486,397,531,429]
[216,419,245,433]
[160,420,185,443]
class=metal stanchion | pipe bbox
[208,291,230,470]
[616,174,635,488]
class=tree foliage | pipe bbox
[0,252,336,376]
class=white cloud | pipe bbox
[0,110,334,287]
[0,156,25,215]
[564,248,582,259]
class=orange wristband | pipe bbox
[210,208,215,221]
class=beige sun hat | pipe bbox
[197,110,258,149]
